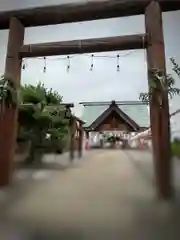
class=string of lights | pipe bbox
[22,49,143,73]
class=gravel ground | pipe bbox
[0,150,180,239]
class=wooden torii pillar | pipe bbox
[145,1,172,199]
[0,17,24,186]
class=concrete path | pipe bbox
[1,150,180,239]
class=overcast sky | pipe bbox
[0,0,180,117]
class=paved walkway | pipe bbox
[1,150,180,239]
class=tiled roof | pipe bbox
[81,101,150,128]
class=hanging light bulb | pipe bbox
[43,57,47,73]
[22,59,27,70]
[90,54,94,71]
[116,54,120,72]
[67,56,70,72]
[22,63,26,70]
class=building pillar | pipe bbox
[78,123,83,158]
[85,131,89,139]
[0,17,24,186]
[69,117,76,160]
[145,1,172,199]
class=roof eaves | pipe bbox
[89,104,139,131]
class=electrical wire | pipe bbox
[22,49,140,71]
[23,50,139,61]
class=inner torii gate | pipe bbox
[0,0,180,199]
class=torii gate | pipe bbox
[0,0,180,199]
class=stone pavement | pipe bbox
[0,150,180,239]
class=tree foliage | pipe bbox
[139,58,180,105]
[0,74,20,109]
[17,82,70,163]
[0,78,70,163]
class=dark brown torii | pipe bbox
[19,34,146,58]
[0,0,179,29]
[0,0,180,200]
